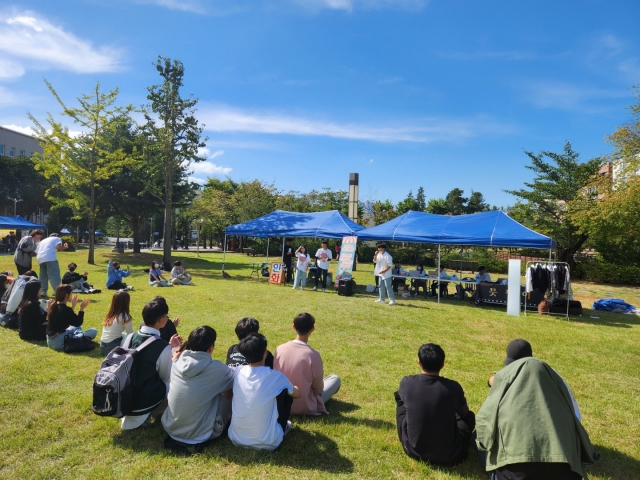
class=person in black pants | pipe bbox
[312,241,332,292]
[395,343,475,466]
[282,239,294,283]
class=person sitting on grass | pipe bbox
[121,299,182,430]
[170,261,192,285]
[226,317,274,369]
[18,280,48,341]
[149,261,171,287]
[273,312,341,416]
[99,291,133,356]
[149,296,182,344]
[162,326,234,452]
[228,333,300,451]
[106,260,131,291]
[62,262,100,294]
[395,343,475,466]
[45,284,96,351]
[476,339,600,479]
[1,271,38,328]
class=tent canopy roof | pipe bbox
[0,215,46,230]
[225,210,364,239]
[357,210,556,249]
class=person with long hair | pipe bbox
[161,326,235,449]
[46,284,97,351]
[0,274,11,300]
[292,246,310,290]
[99,291,133,355]
[18,280,48,341]
[149,261,171,287]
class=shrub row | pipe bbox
[573,262,640,285]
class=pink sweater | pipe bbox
[273,341,327,415]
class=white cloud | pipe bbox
[198,147,225,159]
[191,161,232,175]
[199,104,513,143]
[521,80,627,111]
[290,0,428,11]
[135,0,207,13]
[0,11,123,77]
[368,159,374,164]
[1,124,34,135]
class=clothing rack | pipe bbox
[523,261,570,320]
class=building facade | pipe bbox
[0,126,43,158]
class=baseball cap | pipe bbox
[504,339,533,365]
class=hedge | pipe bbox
[60,235,77,252]
[573,262,640,285]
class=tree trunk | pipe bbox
[88,175,96,264]
[162,155,173,270]
[132,215,141,253]
[558,233,588,270]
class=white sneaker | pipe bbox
[312,287,317,291]
[389,301,396,306]
[125,286,134,291]
[374,299,384,303]
[284,420,292,436]
[72,289,83,293]
[322,289,326,293]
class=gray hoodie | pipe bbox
[161,350,234,442]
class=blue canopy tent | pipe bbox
[223,210,365,270]
[357,210,556,303]
[0,215,46,230]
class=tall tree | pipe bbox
[372,200,397,225]
[425,198,448,214]
[416,186,426,211]
[466,190,490,213]
[444,188,468,215]
[505,141,601,265]
[29,81,131,264]
[0,154,50,218]
[145,56,206,267]
[396,190,419,214]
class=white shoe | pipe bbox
[374,299,384,303]
[389,301,396,306]
[72,288,83,293]
[125,286,134,291]
[322,289,326,293]
[284,420,292,436]
[312,287,317,291]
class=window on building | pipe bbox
[19,150,25,156]
[0,145,4,155]
[9,147,15,157]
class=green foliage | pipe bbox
[396,190,420,214]
[59,235,77,252]
[445,188,468,215]
[371,199,397,225]
[0,155,50,216]
[573,261,640,285]
[466,190,490,213]
[425,197,448,214]
[505,142,601,265]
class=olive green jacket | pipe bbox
[476,357,600,478]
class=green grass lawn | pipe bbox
[0,249,639,479]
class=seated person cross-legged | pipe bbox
[162,326,234,450]
[273,313,341,416]
[228,333,301,451]
[395,343,475,466]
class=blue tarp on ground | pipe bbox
[225,210,365,239]
[593,298,637,312]
[0,215,46,230]
[357,210,556,249]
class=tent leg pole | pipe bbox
[437,245,441,305]
[222,234,227,272]
[266,238,270,264]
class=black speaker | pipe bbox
[338,279,354,296]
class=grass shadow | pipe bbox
[588,444,640,480]
[567,309,640,328]
[112,422,355,474]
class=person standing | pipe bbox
[313,241,332,293]
[8,231,17,254]
[292,246,310,290]
[36,233,68,298]
[14,229,44,275]
[374,243,395,305]
[282,239,294,283]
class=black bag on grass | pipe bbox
[63,335,95,353]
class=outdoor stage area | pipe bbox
[0,250,638,479]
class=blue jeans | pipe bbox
[39,261,61,297]
[293,269,307,289]
[47,326,98,351]
[378,276,395,302]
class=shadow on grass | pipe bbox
[567,309,640,329]
[296,399,396,430]
[112,422,355,474]
[589,444,640,480]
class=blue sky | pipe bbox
[1,0,639,207]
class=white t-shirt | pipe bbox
[374,251,393,280]
[296,253,310,272]
[100,314,134,344]
[476,272,492,282]
[36,236,62,263]
[228,365,293,451]
[315,248,332,270]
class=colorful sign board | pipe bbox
[268,262,286,285]
[334,235,357,286]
